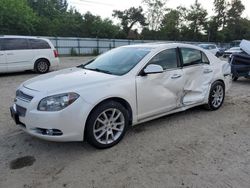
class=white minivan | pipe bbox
[0,36,59,73]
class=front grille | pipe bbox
[16,90,33,102]
[16,105,27,117]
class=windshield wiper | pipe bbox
[83,67,113,75]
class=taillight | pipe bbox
[54,50,59,58]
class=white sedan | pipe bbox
[10,43,231,148]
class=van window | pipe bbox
[0,39,3,50]
[3,38,29,50]
[29,39,51,49]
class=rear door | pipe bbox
[4,38,37,72]
[180,47,213,105]
[0,38,7,72]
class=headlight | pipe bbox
[38,93,79,111]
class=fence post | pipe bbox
[77,38,80,55]
[55,37,58,50]
[113,39,115,48]
[96,37,99,54]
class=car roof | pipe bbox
[198,43,216,46]
[122,42,204,51]
[0,35,44,40]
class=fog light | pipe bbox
[46,129,54,136]
[35,128,63,136]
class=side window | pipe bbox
[29,39,51,49]
[180,48,202,66]
[201,52,210,64]
[0,39,3,50]
[148,48,178,70]
[3,38,29,50]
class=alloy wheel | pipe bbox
[93,108,125,145]
[211,85,224,108]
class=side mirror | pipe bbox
[143,64,164,75]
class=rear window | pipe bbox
[3,38,29,50]
[29,39,51,49]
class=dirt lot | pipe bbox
[0,57,250,188]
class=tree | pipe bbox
[225,0,245,41]
[160,9,180,40]
[26,0,69,36]
[0,0,38,35]
[27,0,68,17]
[186,0,208,41]
[82,12,122,38]
[112,6,147,37]
[213,0,228,29]
[143,0,167,31]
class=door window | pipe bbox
[29,39,51,49]
[0,39,3,50]
[3,38,29,50]
[148,48,178,70]
[180,48,202,66]
[201,52,210,64]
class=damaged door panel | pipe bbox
[136,48,184,120]
[179,48,213,105]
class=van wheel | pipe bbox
[35,59,50,74]
[85,101,129,149]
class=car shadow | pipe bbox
[0,70,36,77]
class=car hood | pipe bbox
[23,67,117,93]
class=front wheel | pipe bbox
[85,101,129,149]
[204,81,225,111]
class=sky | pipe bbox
[68,0,250,19]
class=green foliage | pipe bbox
[113,6,147,37]
[143,0,167,31]
[1,0,250,42]
[0,0,38,35]
[160,9,180,40]
[186,0,208,41]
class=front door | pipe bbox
[136,48,185,120]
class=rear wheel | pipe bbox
[85,101,129,149]
[204,81,225,111]
[35,59,50,74]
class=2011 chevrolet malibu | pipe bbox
[10,43,232,148]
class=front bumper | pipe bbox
[10,87,91,142]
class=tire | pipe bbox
[232,75,238,81]
[35,59,50,74]
[85,101,129,149]
[204,81,225,111]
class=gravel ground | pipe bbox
[0,57,250,188]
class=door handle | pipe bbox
[203,69,213,74]
[7,53,14,55]
[0,54,4,56]
[171,74,182,79]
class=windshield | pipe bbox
[198,44,209,49]
[199,44,216,50]
[82,47,151,75]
